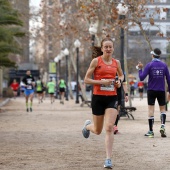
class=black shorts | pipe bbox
[147,90,165,106]
[42,87,46,92]
[92,95,118,116]
[36,91,43,94]
[59,87,65,93]
[49,93,54,95]
[138,88,143,93]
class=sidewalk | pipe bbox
[0,98,10,107]
[0,97,170,170]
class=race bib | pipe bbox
[26,78,33,89]
[27,85,32,89]
[100,79,115,91]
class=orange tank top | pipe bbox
[93,56,118,96]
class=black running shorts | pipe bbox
[147,90,165,106]
[92,95,118,116]
[138,88,143,93]
[36,91,43,94]
[59,87,65,93]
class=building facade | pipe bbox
[128,0,170,61]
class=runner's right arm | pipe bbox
[22,77,27,87]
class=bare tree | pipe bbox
[31,0,170,101]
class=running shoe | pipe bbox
[82,120,91,138]
[113,126,118,134]
[60,101,64,104]
[30,108,32,112]
[26,108,29,112]
[144,131,154,138]
[104,159,112,169]
[160,125,166,138]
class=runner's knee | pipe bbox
[93,127,102,135]
[105,123,114,132]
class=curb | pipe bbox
[0,98,10,107]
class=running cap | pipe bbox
[150,48,161,57]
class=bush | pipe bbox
[3,87,13,97]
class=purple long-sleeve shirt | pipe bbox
[139,59,170,92]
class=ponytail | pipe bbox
[91,46,103,59]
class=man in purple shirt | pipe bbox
[137,48,170,138]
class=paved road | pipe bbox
[0,96,170,170]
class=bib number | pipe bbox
[27,85,32,89]
[100,79,115,91]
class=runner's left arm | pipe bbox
[21,77,27,87]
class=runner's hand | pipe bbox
[101,79,113,86]
[114,79,121,88]
[138,62,143,69]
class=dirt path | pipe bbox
[0,97,170,170]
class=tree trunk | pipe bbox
[0,68,3,97]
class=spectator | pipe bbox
[10,79,19,99]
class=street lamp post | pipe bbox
[54,54,60,99]
[58,51,65,79]
[89,26,97,46]
[54,53,64,99]
[89,25,97,104]
[74,39,81,104]
[63,48,69,101]
[54,56,59,99]
[117,1,128,110]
